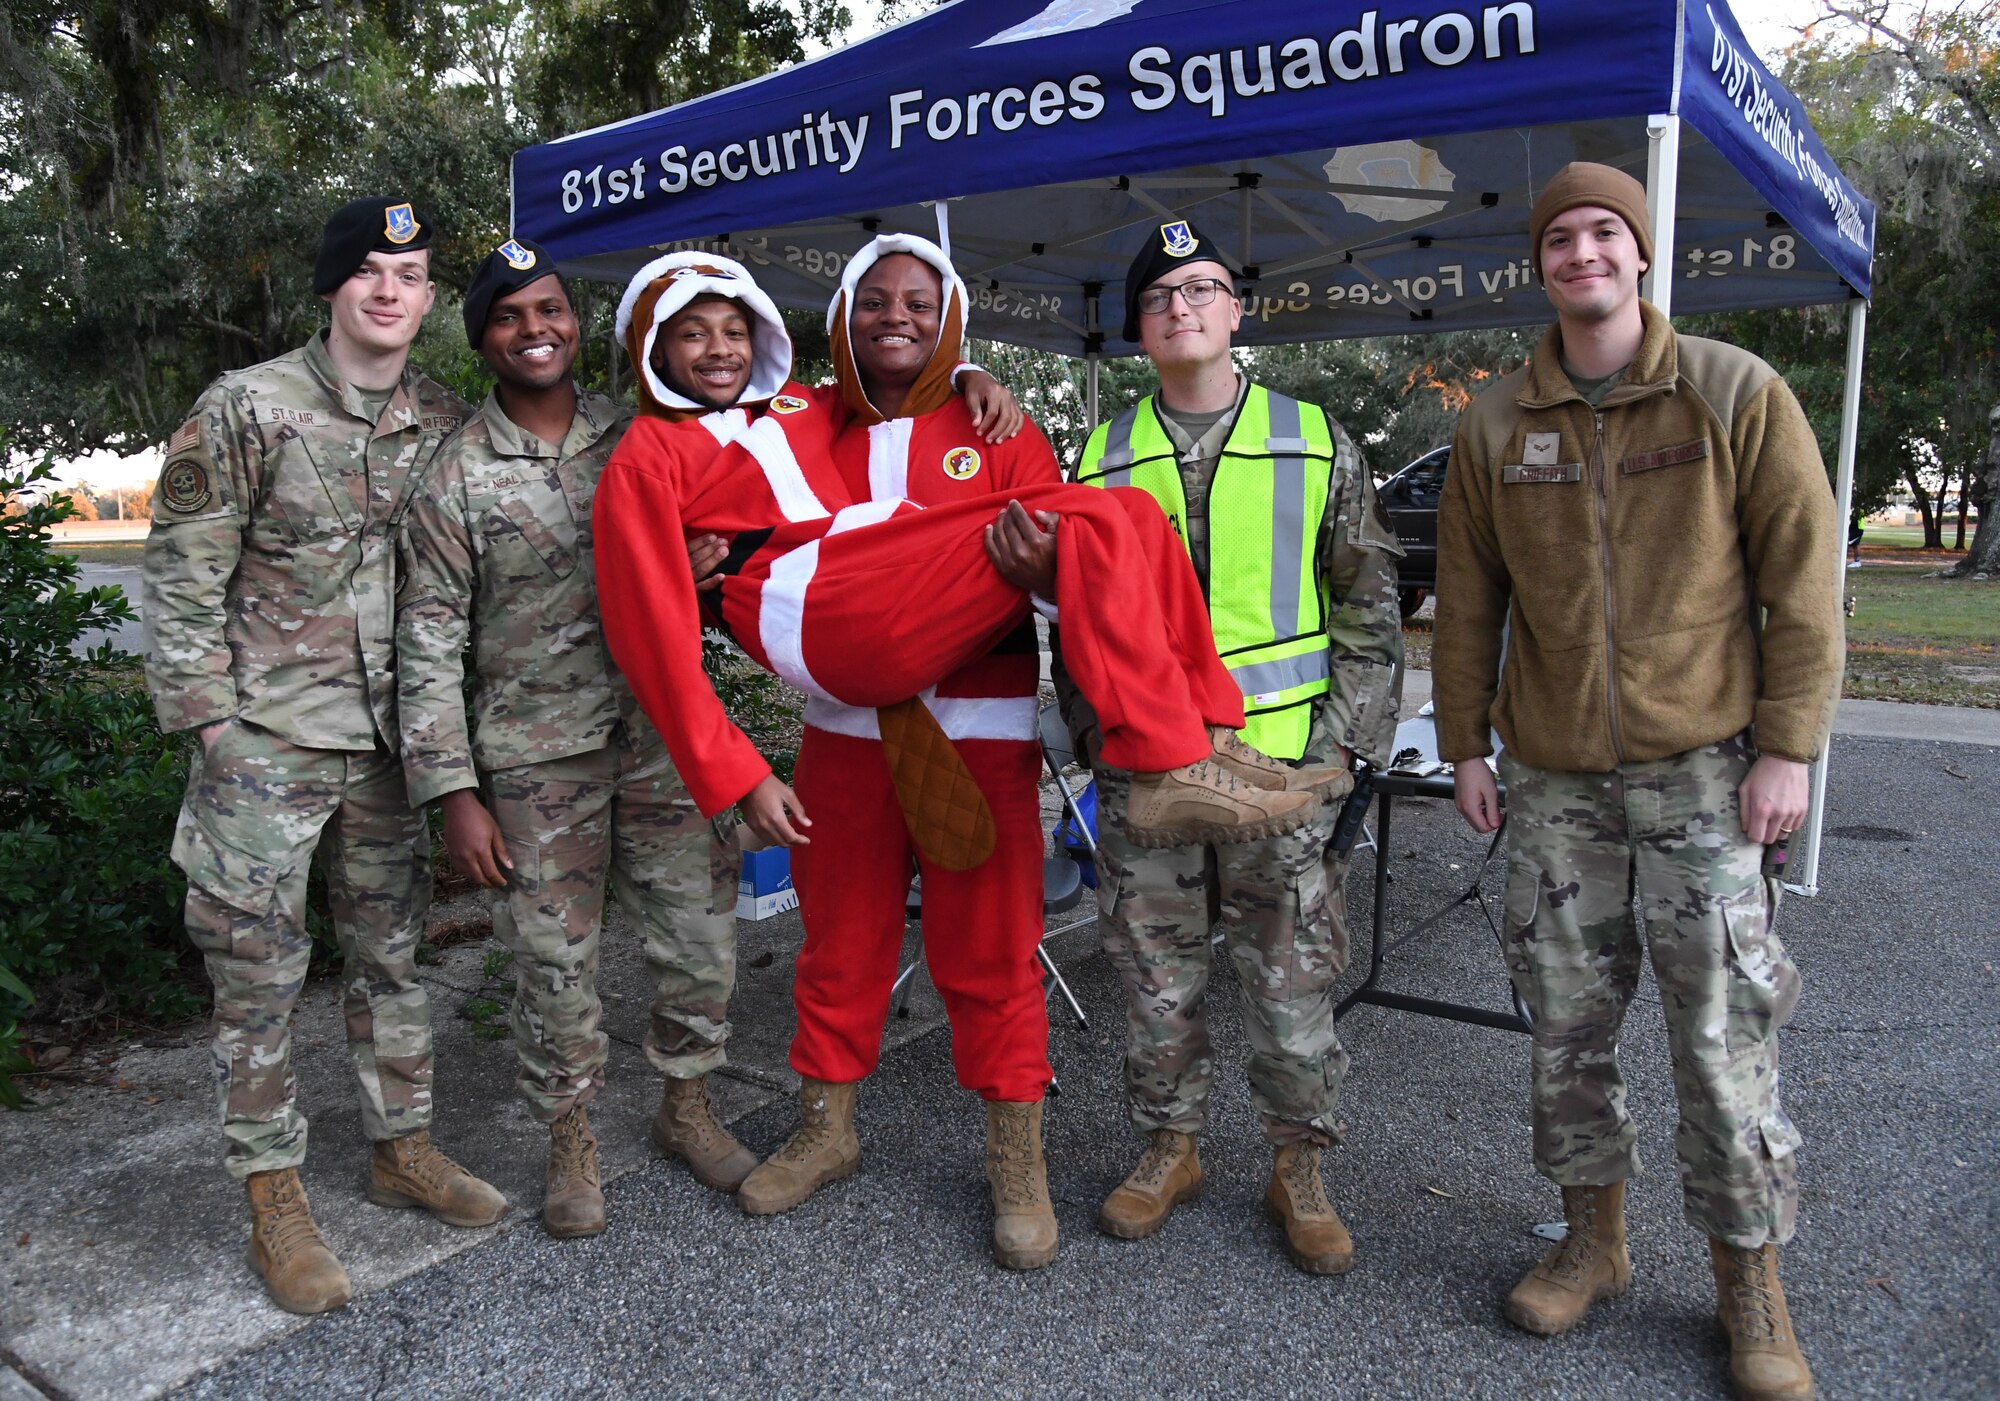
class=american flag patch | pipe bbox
[168,420,202,456]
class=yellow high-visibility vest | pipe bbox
[1075,385,1335,759]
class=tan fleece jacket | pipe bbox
[1433,302,1844,771]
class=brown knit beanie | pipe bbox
[1528,162,1653,280]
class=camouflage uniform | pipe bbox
[142,329,468,1179]
[395,390,739,1124]
[1498,736,1803,1248]
[1061,382,1403,1146]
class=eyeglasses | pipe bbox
[1136,277,1231,315]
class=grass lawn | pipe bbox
[57,541,147,566]
[1401,547,1997,709]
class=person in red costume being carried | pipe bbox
[593,250,1344,1255]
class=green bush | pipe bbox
[0,460,199,1107]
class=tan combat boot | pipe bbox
[1505,1182,1633,1334]
[1710,1239,1816,1400]
[366,1129,509,1228]
[986,1098,1058,1270]
[1125,759,1321,849]
[737,1078,861,1216]
[651,1074,759,1191]
[1207,726,1355,801]
[1098,1129,1202,1239]
[1265,1142,1354,1275]
[244,1168,353,1315]
[544,1105,605,1239]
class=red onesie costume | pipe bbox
[786,234,1061,1102]
[594,258,1249,824]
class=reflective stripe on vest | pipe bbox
[1076,386,1336,759]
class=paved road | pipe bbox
[72,564,148,656]
[157,734,1998,1401]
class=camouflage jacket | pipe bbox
[395,389,653,807]
[1061,378,1405,768]
[141,331,469,748]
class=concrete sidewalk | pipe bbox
[0,899,961,1399]
[1400,668,2000,744]
[4,715,1996,1399]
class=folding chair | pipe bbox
[888,705,1095,1030]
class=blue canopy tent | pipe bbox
[512,0,1875,893]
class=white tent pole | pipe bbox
[933,201,951,259]
[1792,297,1868,897]
[1643,113,1682,315]
[1085,286,1102,431]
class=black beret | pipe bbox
[1121,219,1235,341]
[463,238,565,348]
[313,196,435,295]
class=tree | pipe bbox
[0,0,849,458]
[1796,3,2000,571]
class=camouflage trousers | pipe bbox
[484,737,740,1124]
[1498,734,1804,1248]
[172,721,434,1180]
[1089,764,1350,1146]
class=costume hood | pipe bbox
[616,250,792,417]
[826,233,968,424]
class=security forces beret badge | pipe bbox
[383,203,420,245]
[942,446,981,480]
[1161,221,1198,256]
[499,239,536,270]
[161,458,212,514]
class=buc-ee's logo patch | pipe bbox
[161,458,212,513]
[942,446,982,480]
[383,203,419,244]
[1161,220,1198,256]
[770,394,809,414]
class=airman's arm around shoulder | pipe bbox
[1318,418,1404,766]
[1431,393,1514,763]
[394,437,480,807]
[141,382,253,734]
[594,427,773,816]
[1733,375,1844,762]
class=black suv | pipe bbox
[1377,446,1448,618]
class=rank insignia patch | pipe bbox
[1161,221,1198,256]
[499,239,537,270]
[384,203,419,244]
[161,459,213,513]
[770,394,810,414]
[942,446,982,480]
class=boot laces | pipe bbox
[1281,1145,1332,1216]
[1127,1133,1185,1190]
[773,1097,838,1165]
[1547,1195,1602,1287]
[551,1112,600,1190]
[1729,1248,1783,1342]
[256,1176,324,1261]
[991,1110,1038,1206]
[392,1134,467,1197]
[671,1082,725,1151]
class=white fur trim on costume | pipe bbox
[616,250,793,412]
[825,232,970,362]
[736,417,831,524]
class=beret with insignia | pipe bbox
[462,238,566,349]
[313,196,436,295]
[1121,218,1235,342]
